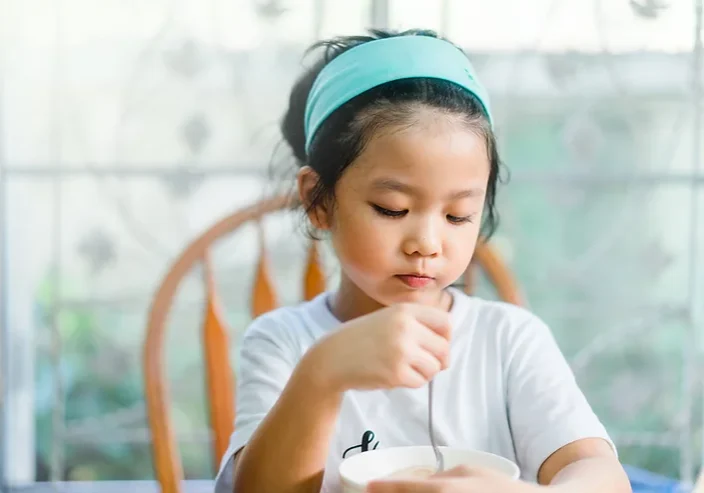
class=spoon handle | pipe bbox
[428,379,445,473]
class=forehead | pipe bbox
[344,117,490,192]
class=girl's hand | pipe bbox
[365,466,537,493]
[306,303,451,393]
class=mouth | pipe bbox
[395,274,435,289]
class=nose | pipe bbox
[402,216,441,257]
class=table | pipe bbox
[4,469,691,493]
[6,481,214,493]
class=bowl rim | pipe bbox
[339,445,520,488]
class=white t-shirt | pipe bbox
[214,288,614,493]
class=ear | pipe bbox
[297,166,331,231]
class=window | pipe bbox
[1,0,702,485]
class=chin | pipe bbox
[377,287,445,307]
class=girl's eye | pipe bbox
[371,204,407,218]
[447,214,474,225]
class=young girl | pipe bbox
[215,29,630,493]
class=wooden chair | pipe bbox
[142,194,524,493]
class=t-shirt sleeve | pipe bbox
[214,315,298,493]
[504,312,616,483]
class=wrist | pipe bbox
[297,339,348,396]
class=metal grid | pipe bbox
[0,0,702,488]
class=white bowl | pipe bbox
[339,446,520,493]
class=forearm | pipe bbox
[233,350,343,493]
[545,457,631,493]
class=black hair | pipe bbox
[281,28,505,239]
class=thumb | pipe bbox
[366,480,436,493]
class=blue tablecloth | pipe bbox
[3,467,688,492]
[626,465,688,493]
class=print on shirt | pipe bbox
[342,430,380,458]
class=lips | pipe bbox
[396,274,435,288]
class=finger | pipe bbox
[410,348,442,382]
[397,364,431,389]
[404,304,452,340]
[415,325,450,369]
[366,480,438,493]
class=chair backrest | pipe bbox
[142,194,525,493]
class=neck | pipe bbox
[329,273,452,322]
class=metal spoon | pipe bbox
[428,379,445,473]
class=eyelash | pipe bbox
[372,204,407,218]
[447,214,474,225]
[371,204,474,224]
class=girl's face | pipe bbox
[301,109,491,317]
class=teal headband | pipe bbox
[303,35,493,153]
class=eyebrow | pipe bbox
[370,178,484,200]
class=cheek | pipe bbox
[331,208,392,273]
[444,218,483,267]
[446,228,478,257]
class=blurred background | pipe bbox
[1,0,703,490]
